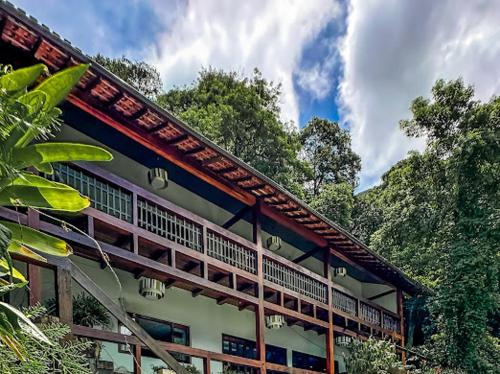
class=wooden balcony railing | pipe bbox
[50,162,402,336]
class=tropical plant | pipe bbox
[0,305,92,374]
[0,62,112,359]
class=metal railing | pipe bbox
[207,230,257,274]
[52,163,133,222]
[51,163,401,335]
[332,289,357,316]
[137,198,203,252]
[263,257,328,303]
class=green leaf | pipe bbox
[34,64,89,110]
[0,64,47,92]
[7,240,48,263]
[0,301,52,345]
[34,162,54,174]
[0,185,90,211]
[0,221,72,257]
[0,278,28,295]
[11,173,73,190]
[12,143,113,169]
[16,90,48,115]
[0,258,26,282]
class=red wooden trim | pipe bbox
[67,95,256,207]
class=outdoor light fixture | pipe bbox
[266,236,282,251]
[265,314,285,329]
[333,267,347,277]
[139,277,166,300]
[148,167,168,190]
[335,335,352,347]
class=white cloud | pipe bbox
[148,0,341,126]
[338,0,500,189]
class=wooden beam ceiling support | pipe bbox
[254,191,276,199]
[239,302,250,311]
[267,200,289,207]
[222,205,252,229]
[293,246,324,264]
[243,183,266,191]
[201,155,224,166]
[191,288,203,297]
[129,107,148,121]
[216,165,239,174]
[230,175,253,183]
[164,134,189,146]
[183,261,200,273]
[212,273,229,284]
[217,296,229,305]
[368,289,396,301]
[165,279,176,289]
[183,146,205,156]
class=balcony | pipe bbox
[30,162,401,339]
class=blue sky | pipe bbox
[11,0,500,190]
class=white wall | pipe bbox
[71,256,351,374]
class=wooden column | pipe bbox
[134,344,142,374]
[397,289,406,364]
[27,208,41,306]
[324,248,335,374]
[253,201,266,374]
[57,263,73,325]
[203,356,211,374]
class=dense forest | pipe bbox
[94,55,499,373]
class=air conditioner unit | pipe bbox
[335,335,353,347]
[139,277,166,300]
[333,267,347,277]
[266,236,282,251]
[265,314,285,329]
[148,168,168,190]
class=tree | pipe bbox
[301,117,361,195]
[344,338,405,374]
[309,182,354,228]
[0,63,112,359]
[94,54,163,99]
[400,79,499,372]
[157,68,307,191]
[350,187,383,246]
[356,79,499,372]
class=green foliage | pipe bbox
[0,62,112,360]
[71,293,111,328]
[0,306,92,374]
[350,187,383,246]
[344,338,404,374]
[94,54,163,99]
[353,79,499,372]
[301,117,361,193]
[309,182,354,228]
[157,68,307,191]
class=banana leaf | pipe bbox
[0,185,90,211]
[12,143,112,169]
[0,221,72,257]
[0,258,26,282]
[0,64,46,92]
[11,173,73,189]
[7,240,48,263]
[34,64,89,111]
[0,301,51,345]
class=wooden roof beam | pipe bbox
[292,246,324,264]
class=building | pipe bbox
[0,2,423,374]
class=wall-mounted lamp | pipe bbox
[148,168,168,190]
[266,236,282,251]
[139,277,166,300]
[335,335,353,347]
[333,267,347,277]
[265,314,285,329]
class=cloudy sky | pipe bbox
[12,0,500,189]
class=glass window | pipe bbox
[292,351,326,372]
[133,315,190,363]
[222,335,287,365]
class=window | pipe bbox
[132,315,190,363]
[222,335,287,365]
[292,351,326,372]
